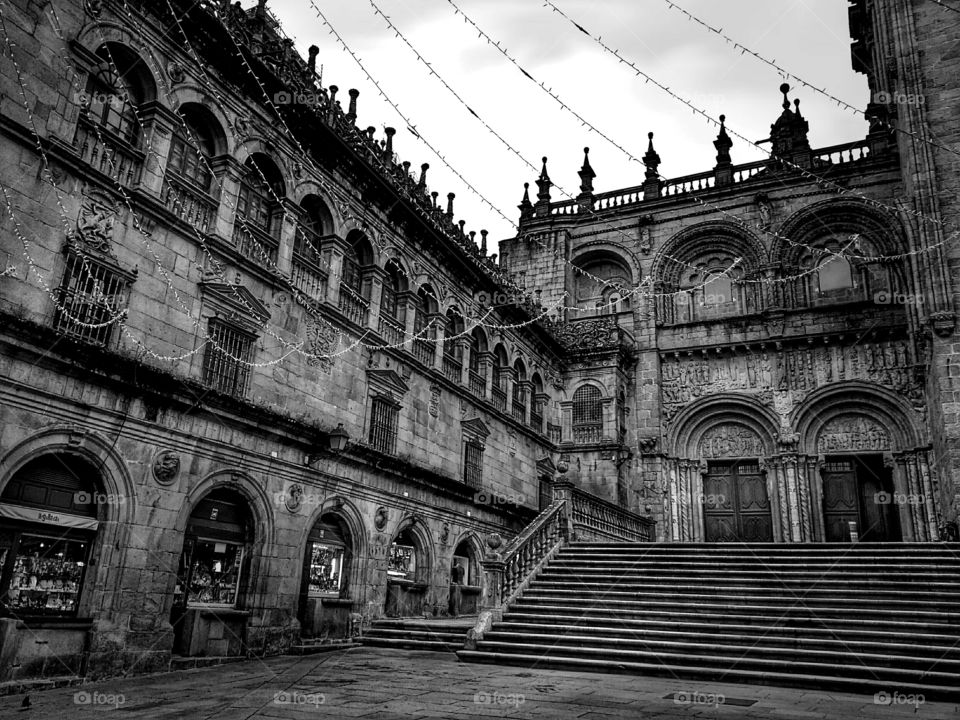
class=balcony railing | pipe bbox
[530,410,543,434]
[491,385,507,412]
[338,285,369,326]
[547,423,562,444]
[379,313,404,345]
[469,371,485,398]
[573,424,603,445]
[413,336,435,366]
[233,220,279,265]
[442,353,462,382]
[73,115,144,186]
[291,250,328,302]
[511,402,526,423]
[161,173,218,234]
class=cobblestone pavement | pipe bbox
[1,648,957,719]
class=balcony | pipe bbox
[547,423,562,444]
[573,424,603,445]
[379,313,404,345]
[73,115,144,186]
[530,409,543,434]
[161,173,218,234]
[491,386,507,412]
[233,220,279,265]
[511,401,526,423]
[468,371,485,398]
[338,285,369,326]
[291,252,327,304]
[442,353,462,383]
[413,334,435,366]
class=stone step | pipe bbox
[549,559,960,571]
[535,570,960,587]
[478,631,960,667]
[364,629,467,643]
[361,637,463,652]
[456,650,960,701]
[565,542,960,551]
[531,579,960,596]
[504,605,960,634]
[491,621,960,650]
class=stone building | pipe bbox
[0,0,956,688]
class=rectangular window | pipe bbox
[53,253,130,347]
[463,441,483,489]
[369,397,399,455]
[202,320,254,397]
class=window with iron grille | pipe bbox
[463,441,483,489]
[201,320,255,397]
[369,396,399,455]
[53,252,131,347]
[572,385,603,443]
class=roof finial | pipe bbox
[446,192,455,218]
[781,82,791,110]
[308,46,319,76]
[346,88,359,124]
[518,182,533,224]
[578,147,596,195]
[480,229,488,254]
[536,156,552,208]
[417,163,429,189]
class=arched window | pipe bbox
[235,154,285,263]
[511,359,527,422]
[82,47,148,144]
[572,385,603,444]
[442,309,465,382]
[491,344,509,411]
[0,454,102,618]
[299,512,353,636]
[291,196,334,301]
[338,231,372,325]
[816,255,853,293]
[412,285,438,366]
[378,260,405,344]
[573,253,633,316]
[162,105,226,233]
[530,373,545,432]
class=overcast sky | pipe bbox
[247,1,869,246]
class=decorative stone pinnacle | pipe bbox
[781,82,791,110]
[480,229,488,254]
[418,163,429,188]
[384,126,395,157]
[714,113,733,167]
[307,46,319,75]
[536,157,552,205]
[643,132,661,180]
[446,192,455,218]
[578,146,596,195]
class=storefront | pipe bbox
[171,488,252,657]
[451,540,482,616]
[0,454,101,682]
[385,527,427,617]
[298,513,352,638]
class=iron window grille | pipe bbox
[201,320,255,397]
[369,396,399,455]
[53,250,132,347]
[572,385,603,443]
[463,441,484,489]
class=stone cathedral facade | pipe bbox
[0,0,956,685]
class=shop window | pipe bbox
[368,396,399,455]
[0,454,101,619]
[201,319,254,397]
[387,543,416,580]
[173,489,252,610]
[303,514,349,599]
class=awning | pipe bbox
[0,503,99,531]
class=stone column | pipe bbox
[894,451,919,542]
[324,234,349,307]
[276,199,300,276]
[210,155,243,243]
[365,265,386,332]
[429,312,446,369]
[477,351,494,400]
[917,448,940,541]
[764,457,788,543]
[137,101,180,198]
[458,337,472,385]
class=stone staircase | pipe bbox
[459,542,960,699]
[361,618,475,652]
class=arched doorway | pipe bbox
[451,538,481,616]
[703,459,772,542]
[821,455,901,542]
[385,525,429,617]
[298,513,352,638]
[0,454,102,619]
[171,488,253,656]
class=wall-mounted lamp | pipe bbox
[304,423,350,466]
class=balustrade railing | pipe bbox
[291,250,328,302]
[73,116,144,186]
[469,371,485,398]
[500,501,566,603]
[338,285,369,326]
[511,402,526,423]
[529,410,543,434]
[491,385,507,412]
[378,313,404,345]
[233,221,279,265]
[570,486,655,542]
[413,337,435,366]
[161,173,219,233]
[547,423,562,444]
[442,353,462,382]
[572,424,603,445]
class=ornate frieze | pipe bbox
[816,415,891,453]
[698,424,765,459]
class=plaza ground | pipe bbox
[0,647,957,719]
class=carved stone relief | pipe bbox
[698,424,765,459]
[816,415,891,454]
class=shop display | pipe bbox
[3,535,87,615]
[387,543,415,580]
[177,538,244,607]
[306,542,343,596]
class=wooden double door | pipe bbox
[822,455,901,542]
[703,461,773,542]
